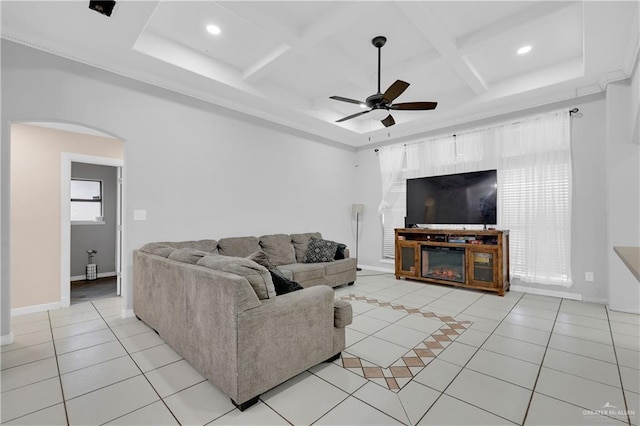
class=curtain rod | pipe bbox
[374,108,580,152]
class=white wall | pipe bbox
[606,77,640,313]
[9,124,123,310]
[1,40,356,323]
[354,94,611,301]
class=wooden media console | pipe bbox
[395,228,510,296]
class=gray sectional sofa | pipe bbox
[216,232,357,288]
[133,232,355,410]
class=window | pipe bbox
[378,110,572,287]
[70,179,103,222]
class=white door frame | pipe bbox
[61,153,124,308]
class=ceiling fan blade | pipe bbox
[388,101,438,110]
[381,114,395,127]
[336,109,371,123]
[330,95,365,106]
[382,80,410,103]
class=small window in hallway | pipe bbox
[70,178,103,222]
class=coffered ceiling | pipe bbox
[2,1,639,147]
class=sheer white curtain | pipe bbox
[377,109,572,286]
[496,111,572,286]
[378,144,408,258]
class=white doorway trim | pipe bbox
[61,153,124,308]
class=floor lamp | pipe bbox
[352,204,364,271]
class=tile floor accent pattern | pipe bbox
[337,294,472,392]
[1,271,639,425]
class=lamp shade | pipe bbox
[352,204,365,215]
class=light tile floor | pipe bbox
[2,271,639,425]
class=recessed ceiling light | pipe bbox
[206,24,221,35]
[517,45,532,55]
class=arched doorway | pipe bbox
[9,122,125,316]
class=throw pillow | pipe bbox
[197,255,276,300]
[303,237,338,263]
[246,250,277,270]
[334,243,347,260]
[291,232,322,262]
[269,270,303,295]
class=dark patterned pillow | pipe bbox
[334,243,347,260]
[270,270,303,295]
[303,237,338,263]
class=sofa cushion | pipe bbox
[197,255,276,300]
[259,234,296,266]
[334,243,347,260]
[291,232,322,263]
[163,240,219,254]
[324,258,357,276]
[140,243,175,258]
[334,299,353,328]
[218,236,261,258]
[168,248,210,264]
[278,263,325,283]
[303,238,338,263]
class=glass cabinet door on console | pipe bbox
[467,247,498,288]
[396,241,419,277]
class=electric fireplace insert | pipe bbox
[421,246,465,283]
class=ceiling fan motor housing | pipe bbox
[366,93,386,109]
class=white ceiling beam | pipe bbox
[242,44,291,82]
[227,2,366,85]
[457,2,578,55]
[396,2,488,95]
[218,2,299,44]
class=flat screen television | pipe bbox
[406,169,497,226]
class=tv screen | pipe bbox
[406,170,497,226]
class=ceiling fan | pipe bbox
[330,36,437,127]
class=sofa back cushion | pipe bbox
[217,236,261,258]
[290,232,322,263]
[140,243,175,258]
[168,248,210,264]
[197,255,276,300]
[163,240,218,254]
[259,234,297,266]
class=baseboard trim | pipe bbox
[608,306,640,315]
[582,297,609,305]
[1,332,14,346]
[11,301,61,317]
[359,264,394,274]
[510,284,583,301]
[70,271,117,282]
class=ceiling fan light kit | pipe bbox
[330,35,437,128]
